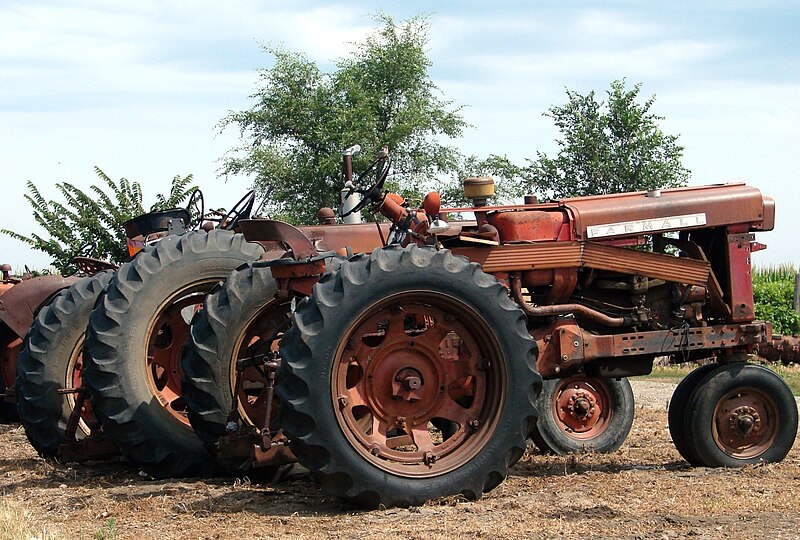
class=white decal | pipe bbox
[586,213,707,239]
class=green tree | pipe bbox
[526,79,690,198]
[220,14,467,224]
[2,167,196,272]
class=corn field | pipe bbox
[753,264,799,335]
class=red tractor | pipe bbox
[13,189,260,466]
[179,148,795,507]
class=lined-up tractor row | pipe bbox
[4,147,796,508]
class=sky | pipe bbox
[1,0,799,270]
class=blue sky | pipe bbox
[1,1,798,268]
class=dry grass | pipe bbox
[0,498,60,540]
[1,394,799,539]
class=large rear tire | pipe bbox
[84,230,263,478]
[278,245,542,508]
[531,375,634,455]
[15,271,114,456]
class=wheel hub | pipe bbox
[713,387,778,459]
[728,406,761,438]
[557,386,601,432]
[366,347,441,423]
[393,367,424,401]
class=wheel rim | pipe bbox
[229,300,290,428]
[552,375,612,440]
[66,336,93,437]
[146,281,217,428]
[712,386,779,459]
[331,291,506,478]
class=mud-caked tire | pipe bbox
[84,230,263,478]
[15,271,114,456]
[278,245,542,508]
[682,362,797,467]
[531,375,634,455]
[181,262,289,467]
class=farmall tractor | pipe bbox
[12,190,269,471]
[179,148,798,508]
[1,259,96,422]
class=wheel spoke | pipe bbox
[437,396,473,426]
[342,385,368,409]
[409,422,435,452]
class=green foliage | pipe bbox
[93,518,117,540]
[526,79,690,198]
[753,265,800,336]
[220,14,467,224]
[2,167,196,272]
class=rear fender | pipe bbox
[0,275,79,338]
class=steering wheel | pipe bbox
[340,152,391,218]
[221,190,256,230]
[186,189,205,230]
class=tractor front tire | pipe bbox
[667,362,722,465]
[531,375,634,455]
[278,245,542,508]
[682,362,797,467]
[84,230,263,478]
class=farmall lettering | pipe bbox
[587,213,707,238]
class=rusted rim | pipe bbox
[711,386,779,459]
[146,281,216,428]
[331,291,506,478]
[229,300,290,428]
[66,336,93,436]
[552,375,612,440]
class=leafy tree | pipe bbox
[526,80,690,198]
[220,14,467,224]
[2,167,196,272]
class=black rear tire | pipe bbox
[278,245,542,508]
[16,271,114,456]
[531,375,634,455]
[84,230,263,478]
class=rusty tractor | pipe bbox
[13,190,214,462]
[1,262,98,423]
[79,190,270,477]
[179,147,796,508]
[12,194,207,461]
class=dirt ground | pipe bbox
[2,380,799,540]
